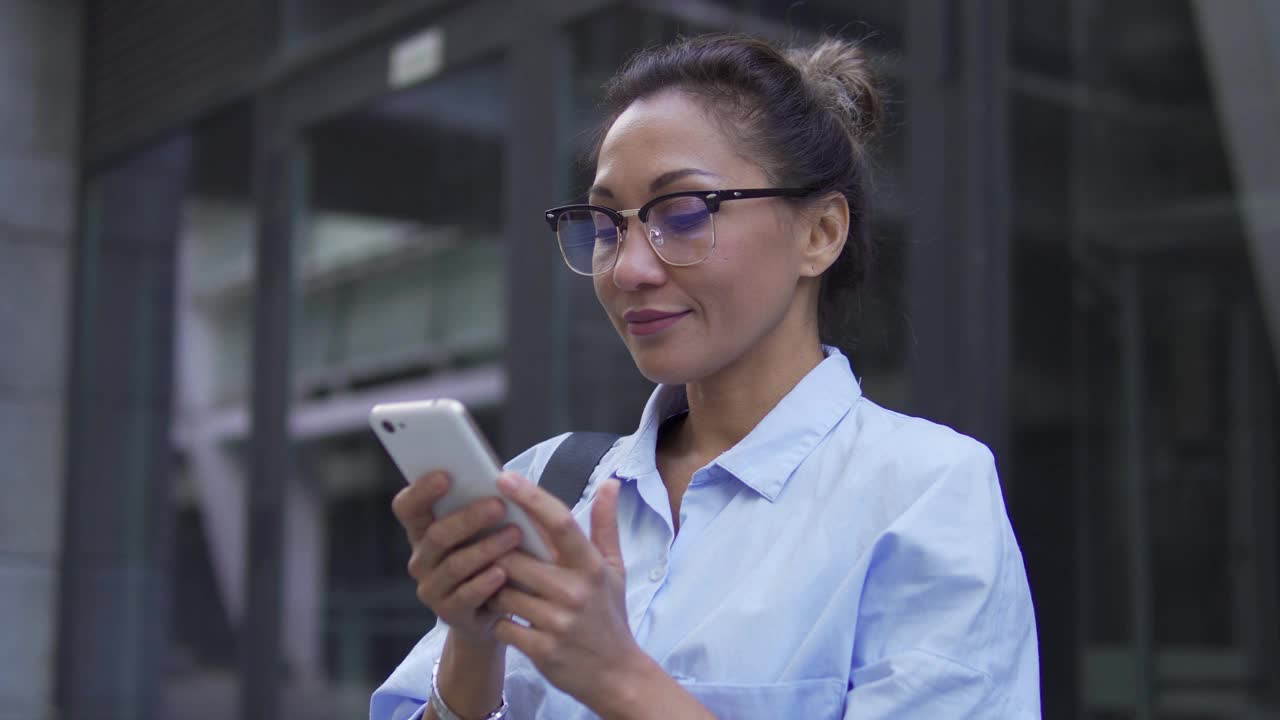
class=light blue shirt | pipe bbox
[371,348,1040,719]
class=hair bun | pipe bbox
[786,38,884,144]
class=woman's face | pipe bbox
[590,90,815,385]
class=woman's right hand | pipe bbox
[391,471,525,643]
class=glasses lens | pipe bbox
[648,196,714,265]
[556,209,618,275]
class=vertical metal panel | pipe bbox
[1119,263,1154,720]
[904,0,961,426]
[1070,275,1093,720]
[959,0,1011,461]
[240,99,296,720]
[1069,5,1094,718]
[905,0,1010,455]
[1228,301,1263,696]
[57,138,190,720]
[501,5,568,456]
[1256,326,1280,706]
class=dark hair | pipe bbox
[588,33,885,346]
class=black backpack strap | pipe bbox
[540,432,621,509]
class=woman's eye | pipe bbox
[665,212,708,232]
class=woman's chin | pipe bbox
[627,345,706,386]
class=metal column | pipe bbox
[240,99,297,720]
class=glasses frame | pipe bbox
[544,187,817,276]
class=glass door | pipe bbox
[1073,248,1279,718]
[1049,4,1280,716]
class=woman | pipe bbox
[372,33,1040,720]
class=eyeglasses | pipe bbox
[543,187,816,276]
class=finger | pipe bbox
[495,551,579,605]
[391,472,449,541]
[392,472,447,539]
[410,497,509,577]
[488,587,570,633]
[447,565,507,612]
[497,471,596,568]
[427,525,523,594]
[493,617,549,660]
[590,478,624,572]
[417,563,505,614]
[425,496,508,552]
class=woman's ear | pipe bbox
[799,192,849,278]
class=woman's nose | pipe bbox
[611,220,667,290]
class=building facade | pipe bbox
[0,0,1276,718]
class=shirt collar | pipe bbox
[609,346,862,501]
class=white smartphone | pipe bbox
[369,398,554,563]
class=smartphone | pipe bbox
[369,399,554,562]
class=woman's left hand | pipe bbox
[486,471,649,711]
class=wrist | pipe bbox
[592,650,669,720]
[448,627,504,661]
[438,631,507,718]
[592,650,715,720]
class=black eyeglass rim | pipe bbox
[542,187,819,231]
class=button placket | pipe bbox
[648,548,670,583]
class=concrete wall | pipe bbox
[0,1,81,719]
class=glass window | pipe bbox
[297,59,507,388]
[162,103,255,718]
[282,56,508,718]
[68,107,255,720]
[1009,1,1280,717]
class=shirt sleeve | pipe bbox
[369,433,573,720]
[842,442,1041,719]
[369,621,448,720]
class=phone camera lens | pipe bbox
[381,420,395,434]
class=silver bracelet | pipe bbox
[430,658,509,720]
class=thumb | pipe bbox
[590,478,624,572]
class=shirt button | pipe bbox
[648,566,665,582]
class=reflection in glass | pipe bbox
[164,105,254,718]
[283,58,508,718]
[1009,1,1280,716]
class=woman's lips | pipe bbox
[623,309,692,336]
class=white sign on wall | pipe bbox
[389,26,445,89]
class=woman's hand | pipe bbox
[486,472,652,712]
[391,471,525,644]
